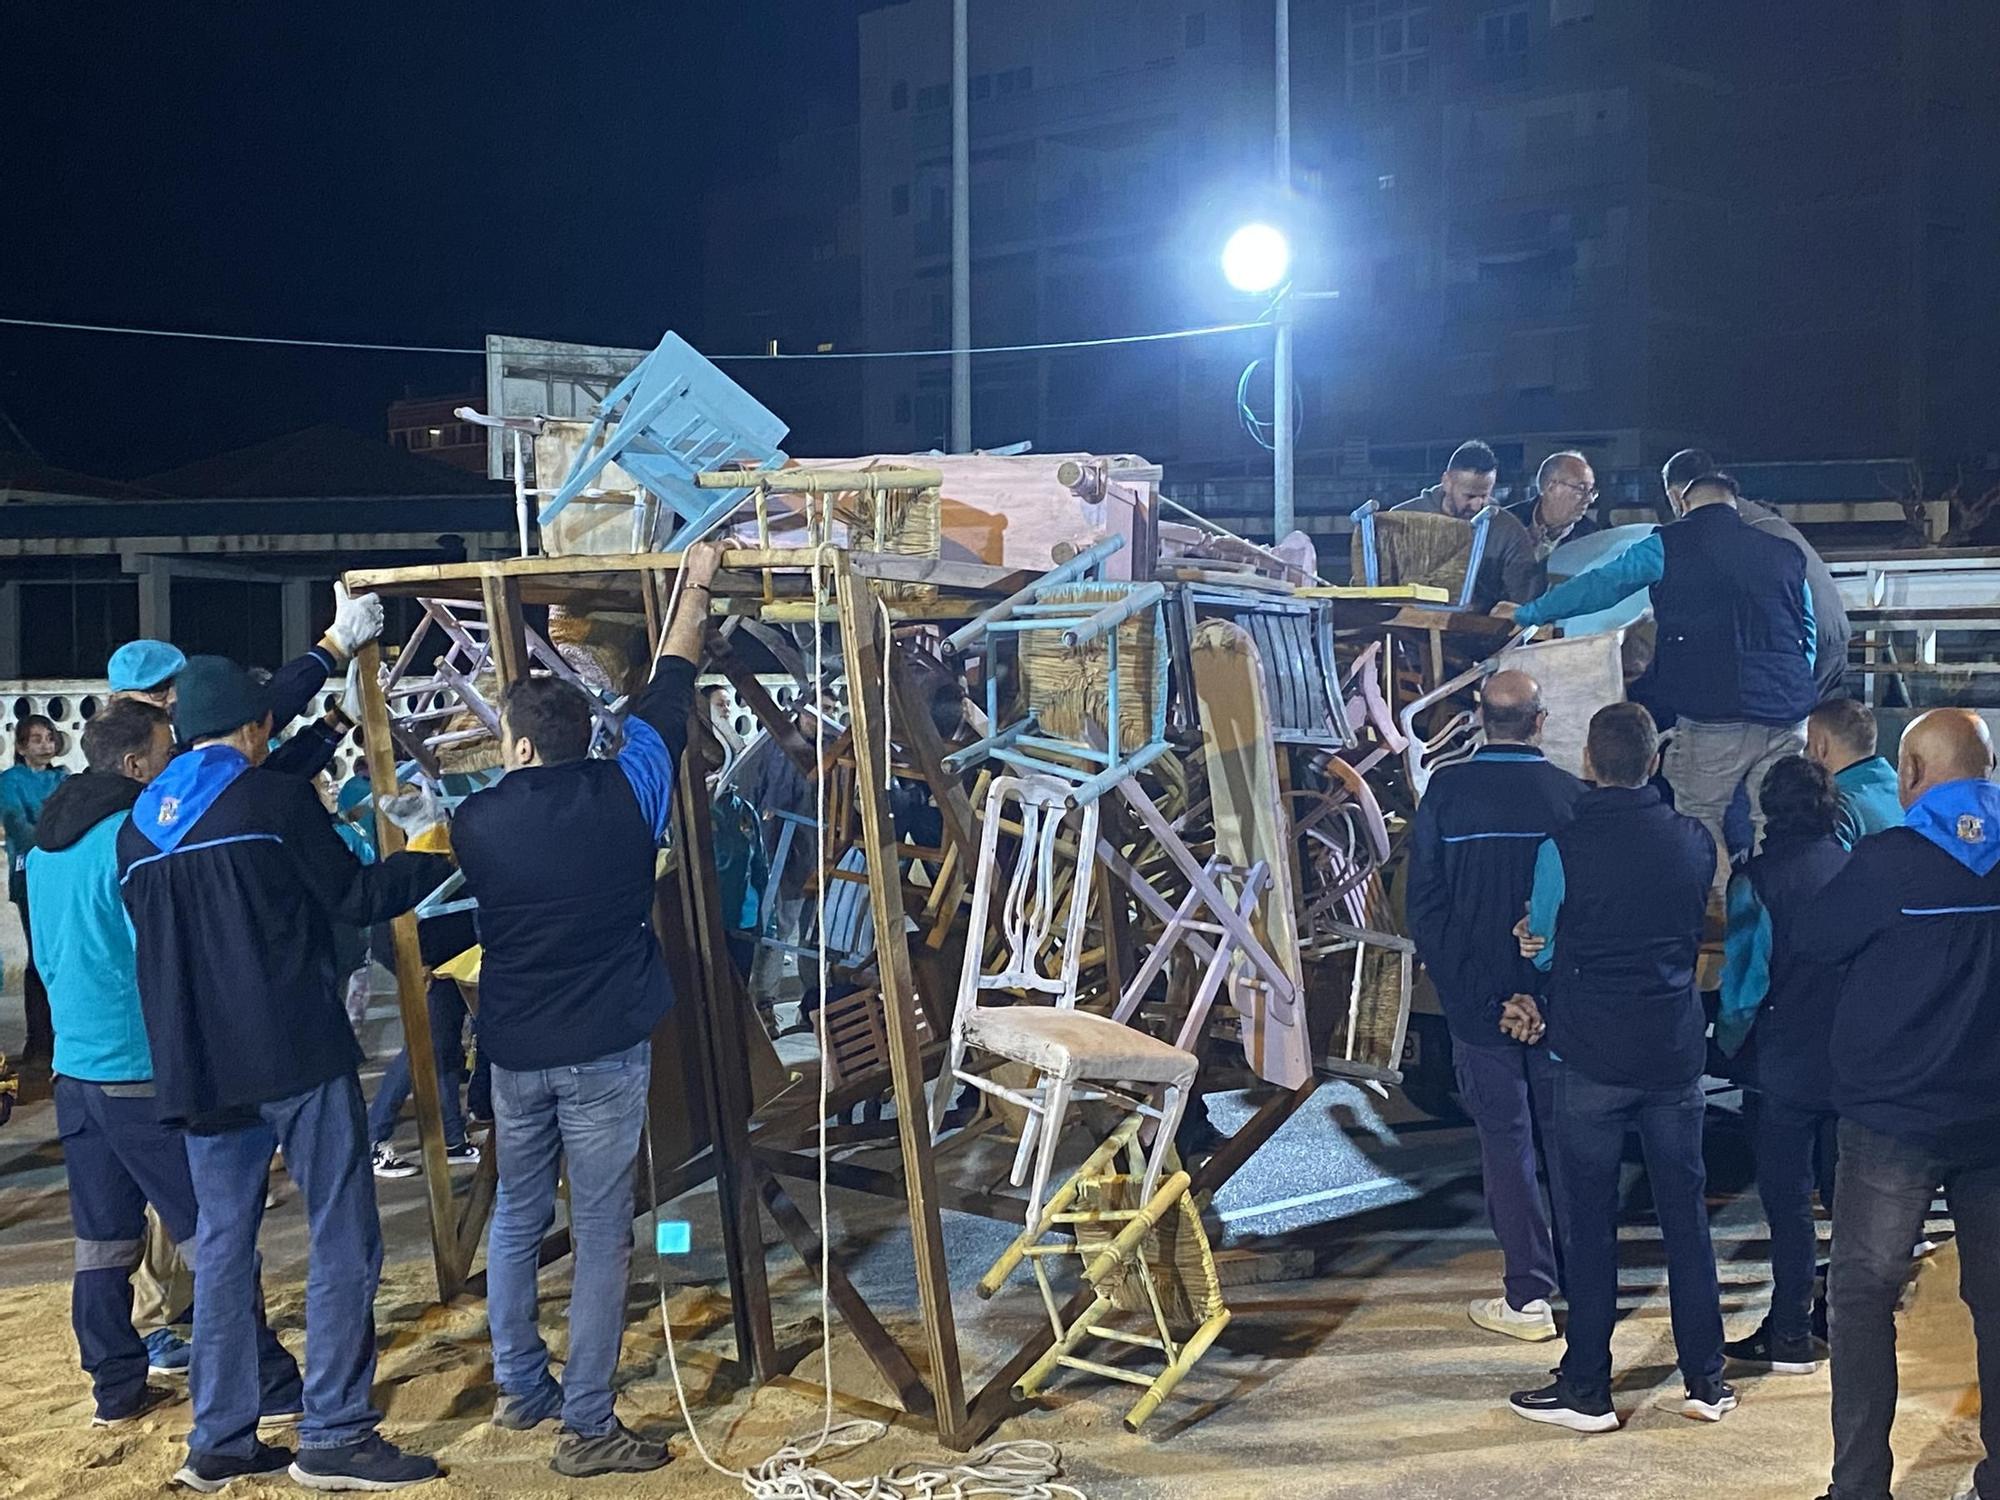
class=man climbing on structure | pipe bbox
[450,542,722,1478]
[1502,470,1818,884]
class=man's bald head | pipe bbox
[1480,669,1545,745]
[1898,708,1997,807]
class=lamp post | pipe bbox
[1222,223,1294,539]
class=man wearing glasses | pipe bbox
[1507,450,1602,562]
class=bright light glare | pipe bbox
[1222,222,1291,293]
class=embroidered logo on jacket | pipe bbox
[157,796,180,827]
[1960,814,1986,843]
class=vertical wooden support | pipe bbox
[356,638,462,1301]
[670,759,780,1380]
[832,555,969,1447]
[652,566,779,1380]
[480,570,530,689]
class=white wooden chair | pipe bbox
[930,773,1197,1227]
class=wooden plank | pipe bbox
[479,570,531,690]
[756,1173,935,1417]
[670,678,780,1381]
[832,555,969,1448]
[355,639,463,1301]
[754,1147,1026,1225]
[347,547,1030,598]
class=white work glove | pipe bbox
[379,784,444,837]
[327,585,386,657]
[339,658,367,724]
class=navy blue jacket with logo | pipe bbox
[1528,784,1717,1089]
[1794,778,2000,1158]
[117,747,452,1129]
[1405,744,1586,1048]
[451,657,694,1073]
[1718,832,1852,1109]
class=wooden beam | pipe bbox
[355,639,463,1301]
[756,1173,935,1417]
[832,555,969,1447]
[669,675,780,1382]
[479,570,531,690]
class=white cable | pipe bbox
[0,312,1262,361]
[644,557,1087,1500]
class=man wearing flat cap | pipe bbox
[117,657,453,1493]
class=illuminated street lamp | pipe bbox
[1222,222,1291,295]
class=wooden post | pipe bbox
[480,570,530,688]
[831,555,969,1447]
[355,639,463,1301]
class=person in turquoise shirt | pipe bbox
[1,712,67,1063]
[1806,697,1902,846]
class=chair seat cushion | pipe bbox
[961,1007,1199,1085]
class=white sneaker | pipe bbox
[1469,1296,1558,1342]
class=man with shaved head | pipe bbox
[1406,668,1584,1343]
[1795,709,2000,1500]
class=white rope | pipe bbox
[643,557,1086,1500]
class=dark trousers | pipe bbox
[1753,1092,1837,1345]
[184,1073,383,1459]
[1454,1039,1566,1307]
[1829,1120,2000,1500]
[1552,1065,1724,1400]
[13,892,53,1059]
[54,1078,300,1419]
[365,978,469,1149]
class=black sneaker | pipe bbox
[551,1420,670,1477]
[370,1144,420,1180]
[289,1434,441,1490]
[1724,1321,1821,1375]
[1508,1375,1618,1434]
[93,1383,177,1426]
[442,1142,481,1169]
[1683,1379,1739,1422]
[171,1441,295,1493]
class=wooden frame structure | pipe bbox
[341,543,1340,1450]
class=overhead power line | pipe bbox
[0,314,1268,362]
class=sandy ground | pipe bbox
[1,907,1990,1499]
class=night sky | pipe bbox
[0,2,868,479]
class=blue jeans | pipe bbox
[56,1078,300,1419]
[1551,1065,1724,1400]
[1453,1040,1567,1308]
[1753,1092,1837,1345]
[366,978,469,1149]
[183,1073,383,1458]
[487,1039,651,1438]
[1830,1121,2000,1500]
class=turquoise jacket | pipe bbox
[26,806,150,1082]
[1834,755,1902,847]
[0,762,66,901]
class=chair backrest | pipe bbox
[954,773,1101,1020]
[1351,501,1496,610]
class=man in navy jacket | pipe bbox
[118,658,451,1493]
[1793,708,2000,1500]
[1406,669,1583,1342]
[450,543,719,1478]
[1509,471,1818,884]
[1509,703,1732,1432]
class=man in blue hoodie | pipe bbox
[1794,708,2000,1500]
[118,659,452,1493]
[1806,697,1902,847]
[28,700,303,1438]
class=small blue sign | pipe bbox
[656,1221,692,1255]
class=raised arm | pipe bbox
[1513,532,1665,628]
[618,543,724,840]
